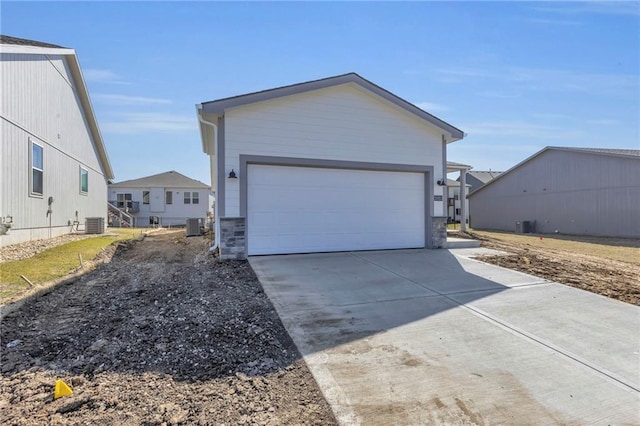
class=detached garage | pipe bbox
[197,73,464,258]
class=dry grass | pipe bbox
[469,229,640,265]
[0,228,143,301]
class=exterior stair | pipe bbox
[108,202,135,227]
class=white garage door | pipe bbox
[247,164,425,255]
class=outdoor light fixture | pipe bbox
[228,169,237,179]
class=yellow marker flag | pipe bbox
[54,379,73,399]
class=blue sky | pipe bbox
[2,1,638,184]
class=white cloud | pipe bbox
[414,101,450,112]
[585,118,620,126]
[511,67,638,97]
[436,68,490,80]
[531,113,575,121]
[527,18,583,26]
[462,121,585,139]
[94,94,172,105]
[83,68,128,84]
[476,90,520,99]
[100,113,196,134]
[529,1,640,17]
[436,66,638,98]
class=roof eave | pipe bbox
[0,44,74,56]
[2,41,114,179]
[201,73,465,140]
[66,55,115,180]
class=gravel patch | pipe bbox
[0,230,336,425]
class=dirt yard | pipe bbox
[1,230,336,425]
[465,231,640,306]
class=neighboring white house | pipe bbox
[446,179,470,223]
[0,35,114,245]
[197,73,464,258]
[108,171,213,227]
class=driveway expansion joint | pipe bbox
[348,251,640,394]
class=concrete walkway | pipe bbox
[250,248,640,425]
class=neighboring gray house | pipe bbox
[468,147,640,237]
[461,170,502,193]
[108,171,213,227]
[197,73,465,258]
[1,35,114,245]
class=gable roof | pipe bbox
[469,146,640,197]
[465,170,503,184]
[0,35,65,48]
[199,73,464,142]
[1,34,114,180]
[553,147,640,157]
[109,171,210,189]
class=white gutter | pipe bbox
[196,105,219,251]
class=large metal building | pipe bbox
[468,147,640,238]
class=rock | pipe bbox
[6,339,22,348]
[70,376,85,387]
[56,396,91,414]
[0,230,337,425]
[88,339,108,352]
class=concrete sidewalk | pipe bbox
[250,249,640,425]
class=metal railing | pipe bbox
[108,200,140,213]
[107,202,135,227]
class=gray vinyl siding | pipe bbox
[107,185,213,226]
[1,53,108,245]
[469,150,640,238]
[465,175,486,193]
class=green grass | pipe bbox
[0,228,144,302]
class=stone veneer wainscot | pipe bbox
[219,217,246,260]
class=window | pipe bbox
[143,191,150,204]
[30,140,43,196]
[166,191,173,204]
[183,191,199,205]
[455,208,461,215]
[117,193,132,209]
[80,167,89,194]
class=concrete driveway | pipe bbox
[250,248,640,425]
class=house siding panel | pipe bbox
[108,186,213,226]
[1,52,108,245]
[223,84,445,216]
[469,150,640,237]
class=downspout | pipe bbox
[441,134,448,217]
[196,105,219,252]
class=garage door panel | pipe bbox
[247,165,426,255]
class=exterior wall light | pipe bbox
[228,169,238,179]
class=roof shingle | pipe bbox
[109,171,210,189]
[0,34,65,48]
